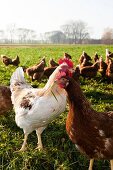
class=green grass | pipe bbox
[0,44,113,170]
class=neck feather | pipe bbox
[66,79,93,115]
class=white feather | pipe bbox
[106,49,109,56]
[10,67,31,93]
[10,63,68,141]
[10,67,25,84]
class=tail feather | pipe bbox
[106,49,110,56]
[10,67,30,92]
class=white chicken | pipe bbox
[10,63,72,151]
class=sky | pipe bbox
[1,0,113,39]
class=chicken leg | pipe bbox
[36,126,46,150]
[88,159,94,170]
[110,160,113,170]
[19,134,28,151]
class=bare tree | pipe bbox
[77,21,89,43]
[61,20,90,44]
[49,31,66,44]
[16,28,37,43]
[61,24,72,39]
[44,32,53,43]
[43,31,66,44]
[26,29,37,43]
[7,23,16,43]
[101,27,113,44]
[0,30,5,43]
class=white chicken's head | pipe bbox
[44,63,73,92]
[45,63,73,90]
[53,63,73,81]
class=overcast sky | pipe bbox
[1,0,113,38]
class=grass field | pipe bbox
[0,44,113,170]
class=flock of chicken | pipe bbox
[76,49,113,82]
[1,49,113,84]
[23,52,72,82]
[23,49,113,83]
[1,49,113,170]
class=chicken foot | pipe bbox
[88,159,94,170]
[19,134,28,152]
[88,159,113,170]
[110,160,113,170]
[35,126,46,150]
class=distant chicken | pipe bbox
[94,52,99,62]
[105,49,113,65]
[106,49,112,56]
[79,58,93,69]
[64,52,72,59]
[43,66,57,78]
[0,86,13,115]
[32,58,46,81]
[11,55,20,66]
[80,60,99,79]
[36,56,46,66]
[26,60,45,81]
[109,53,113,58]
[1,55,12,66]
[49,58,59,67]
[79,51,92,65]
[10,61,73,151]
[32,71,44,82]
[106,58,113,82]
[55,75,113,170]
[98,56,107,77]
[1,55,20,66]
[40,56,46,64]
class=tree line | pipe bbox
[0,21,113,44]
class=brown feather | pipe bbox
[57,76,113,159]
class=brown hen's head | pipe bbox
[55,76,69,89]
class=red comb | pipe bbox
[58,58,73,68]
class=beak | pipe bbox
[55,78,69,88]
[66,67,75,77]
[65,79,69,87]
[69,68,75,73]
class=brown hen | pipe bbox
[55,76,113,170]
[0,86,13,115]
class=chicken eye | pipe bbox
[62,78,65,81]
